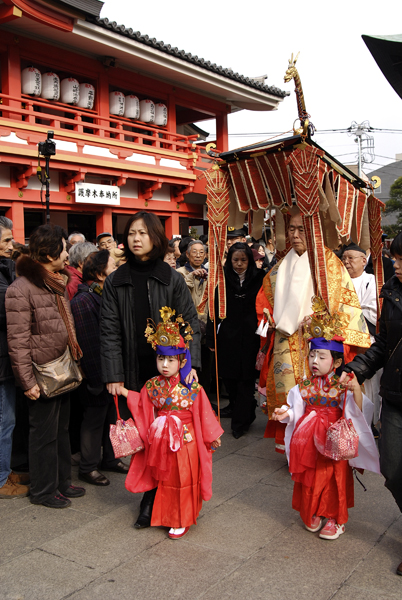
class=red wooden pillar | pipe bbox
[96,207,113,237]
[7,202,24,243]
[3,44,22,120]
[167,93,177,147]
[165,212,179,239]
[98,71,110,134]
[216,113,229,152]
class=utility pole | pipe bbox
[347,121,375,178]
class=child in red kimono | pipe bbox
[272,304,380,540]
[120,308,223,540]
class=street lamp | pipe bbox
[37,131,56,224]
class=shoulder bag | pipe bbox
[32,346,82,398]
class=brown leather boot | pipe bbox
[0,476,30,499]
[8,471,30,485]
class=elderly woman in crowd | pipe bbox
[66,241,97,301]
[70,250,124,487]
[5,224,85,508]
[100,211,200,528]
[163,245,177,269]
[207,242,265,438]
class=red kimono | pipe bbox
[125,374,224,528]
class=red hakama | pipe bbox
[125,375,223,529]
[288,386,354,526]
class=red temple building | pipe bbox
[0,0,287,242]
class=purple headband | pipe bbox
[156,345,193,389]
[310,337,344,353]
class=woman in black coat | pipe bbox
[207,243,265,438]
[342,232,402,576]
[99,211,200,528]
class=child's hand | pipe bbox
[211,437,221,449]
[119,386,129,398]
[341,372,363,411]
[342,372,358,391]
[272,407,289,421]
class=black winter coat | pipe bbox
[206,268,265,380]
[345,275,402,409]
[0,258,15,383]
[100,259,200,392]
[71,283,112,406]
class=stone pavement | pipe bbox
[1,407,401,600]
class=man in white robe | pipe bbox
[341,243,382,424]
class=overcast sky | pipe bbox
[102,0,402,176]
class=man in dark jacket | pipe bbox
[0,217,29,499]
[341,231,402,576]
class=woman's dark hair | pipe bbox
[169,236,181,248]
[179,236,194,254]
[82,250,110,282]
[29,224,67,263]
[122,211,168,262]
[252,242,264,252]
[390,231,402,257]
[11,241,29,261]
[225,242,257,287]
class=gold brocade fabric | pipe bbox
[264,248,370,415]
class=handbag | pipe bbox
[32,346,82,398]
[323,391,359,461]
[109,395,144,459]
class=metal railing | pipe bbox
[0,93,214,170]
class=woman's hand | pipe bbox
[184,369,198,384]
[271,407,289,421]
[24,384,41,400]
[211,437,221,449]
[107,382,124,396]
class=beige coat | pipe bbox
[176,266,208,323]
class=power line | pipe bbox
[227,126,402,137]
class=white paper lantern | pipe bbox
[77,83,95,109]
[41,72,60,101]
[124,95,140,119]
[139,99,155,123]
[155,103,168,126]
[61,78,80,105]
[21,67,41,96]
[109,91,125,116]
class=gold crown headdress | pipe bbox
[303,296,349,341]
[144,307,193,351]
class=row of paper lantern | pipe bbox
[109,92,168,126]
[21,67,168,126]
[21,67,95,109]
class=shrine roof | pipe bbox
[52,0,104,17]
[87,16,288,99]
[218,134,368,188]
